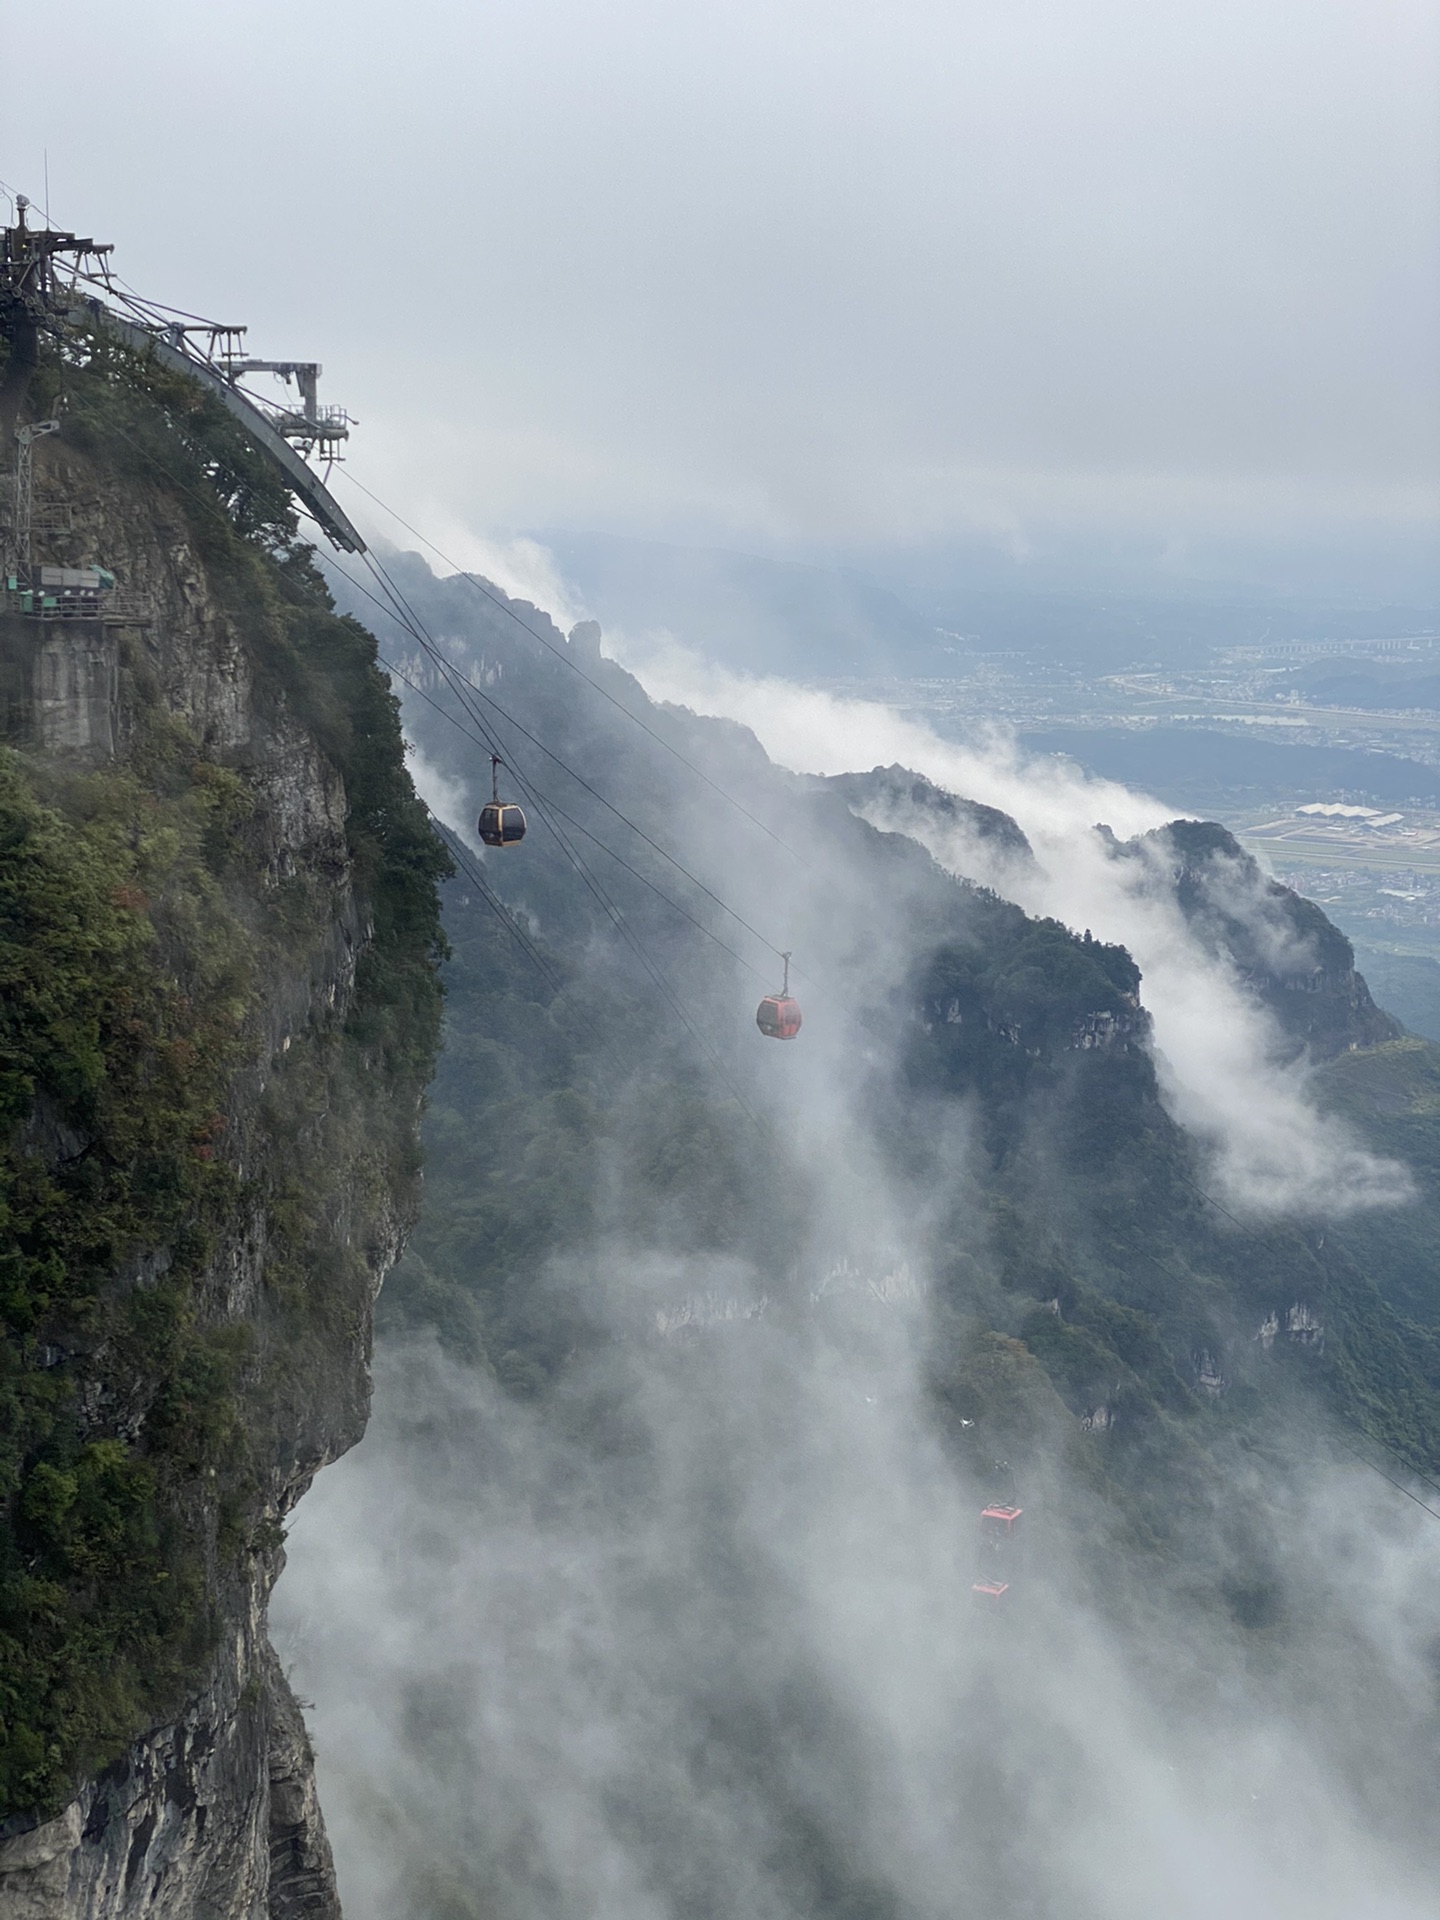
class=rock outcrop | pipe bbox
[1125,820,1399,1059]
[828,764,1034,876]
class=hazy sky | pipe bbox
[7,0,1440,591]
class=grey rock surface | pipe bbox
[0,440,404,1917]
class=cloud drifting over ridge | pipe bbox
[277,550,1438,1920]
[601,628,1410,1217]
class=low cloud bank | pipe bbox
[273,589,1440,1920]
[602,629,1409,1218]
[276,1318,1440,1920]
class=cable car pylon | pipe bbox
[478,754,527,848]
[757,951,802,1041]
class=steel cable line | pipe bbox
[350,546,770,1011]
[352,553,777,1132]
[19,214,774,924]
[507,776,771,1133]
[334,469,804,861]
[23,397,591,1051]
[72,269,244,334]
[350,551,772,1132]
[360,545,784,952]
[356,542,824,986]
[328,548,780,982]
[371,639,769,984]
[53,380,777,1132]
[21,281,793,1139]
[55,389,808,998]
[1329,1434,1440,1520]
[80,427,668,1047]
[427,818,564,995]
[77,425,559,1008]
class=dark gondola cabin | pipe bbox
[756,951,802,1040]
[478,755,527,848]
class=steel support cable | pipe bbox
[77,438,584,1030]
[93,433,764,1125]
[330,550,778,983]
[59,356,775,1136]
[353,557,776,1109]
[350,548,780,1015]
[423,820,771,1151]
[334,469,804,861]
[26,402,781,1149]
[357,543,799,970]
[20,427,577,1066]
[351,553,772,1133]
[502,774,770,1134]
[475,753,770,1133]
[428,819,564,995]
[371,641,768,985]
[72,268,235,332]
[1328,1434,1440,1522]
[1341,1411,1440,1503]
[439,817,770,1137]
[19,243,768,921]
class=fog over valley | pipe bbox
[3,2,1439,1916]
[269,548,1440,1918]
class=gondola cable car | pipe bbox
[477,754,527,849]
[973,1502,1023,1607]
[756,951,802,1041]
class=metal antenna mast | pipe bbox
[12,418,59,577]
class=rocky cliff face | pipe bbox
[1125,819,1400,1059]
[826,764,1035,876]
[0,382,444,1916]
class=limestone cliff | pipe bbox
[1129,819,1400,1059]
[0,347,445,1914]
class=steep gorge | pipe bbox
[266,554,1440,1918]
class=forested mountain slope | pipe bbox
[344,552,1440,1548]
[269,550,1440,1919]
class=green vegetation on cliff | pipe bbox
[0,336,446,1818]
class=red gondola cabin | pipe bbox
[979,1505,1022,1541]
[757,952,802,1040]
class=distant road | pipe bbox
[1239,833,1440,876]
[1119,700,1440,737]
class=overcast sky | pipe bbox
[7,0,1439,595]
